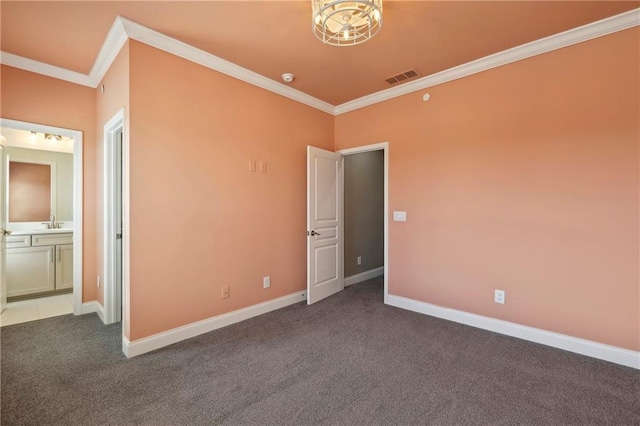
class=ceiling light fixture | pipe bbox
[312,0,383,46]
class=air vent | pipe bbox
[384,69,420,85]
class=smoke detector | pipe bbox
[282,73,295,84]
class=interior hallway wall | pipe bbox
[96,41,131,335]
[344,150,384,278]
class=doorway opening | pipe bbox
[306,142,389,305]
[342,149,385,291]
[0,118,84,323]
[339,144,388,301]
[103,109,126,327]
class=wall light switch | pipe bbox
[259,161,267,173]
[248,160,256,172]
[393,211,407,222]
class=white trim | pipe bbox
[122,291,308,358]
[88,17,128,85]
[80,301,105,323]
[344,266,384,287]
[0,51,94,87]
[1,9,637,115]
[0,119,84,317]
[102,109,125,326]
[338,142,389,304]
[117,17,335,115]
[334,8,640,115]
[386,294,640,370]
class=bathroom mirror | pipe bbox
[4,148,73,225]
[8,160,53,222]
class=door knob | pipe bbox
[2,229,11,236]
[309,230,321,236]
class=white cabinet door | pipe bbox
[55,244,73,290]
[6,246,55,297]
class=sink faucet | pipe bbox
[40,215,57,229]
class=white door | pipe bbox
[0,144,7,312]
[307,146,343,304]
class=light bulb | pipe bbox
[373,9,381,21]
[29,131,37,142]
[343,29,350,39]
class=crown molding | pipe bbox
[334,7,640,115]
[1,8,637,116]
[0,51,94,87]
[88,16,128,86]
[118,17,335,115]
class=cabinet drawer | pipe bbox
[6,235,31,248]
[32,233,73,246]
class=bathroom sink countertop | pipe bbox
[10,229,74,236]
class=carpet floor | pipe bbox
[1,277,639,425]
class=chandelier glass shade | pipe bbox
[312,0,383,46]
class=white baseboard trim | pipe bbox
[79,301,105,323]
[123,290,308,358]
[344,267,384,287]
[386,294,640,370]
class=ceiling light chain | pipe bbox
[312,0,383,46]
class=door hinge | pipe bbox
[116,233,122,240]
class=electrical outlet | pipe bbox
[357,256,362,266]
[495,289,505,304]
[222,286,230,299]
[263,276,271,289]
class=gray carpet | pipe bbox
[1,277,639,425]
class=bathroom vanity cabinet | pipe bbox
[6,232,73,298]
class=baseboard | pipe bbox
[80,301,105,323]
[344,267,384,287]
[386,294,640,370]
[123,290,308,358]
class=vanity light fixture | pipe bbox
[28,131,38,142]
[312,0,383,46]
[44,133,62,142]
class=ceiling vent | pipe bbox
[384,69,420,85]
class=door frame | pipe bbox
[1,144,5,313]
[0,118,84,314]
[103,109,128,327]
[337,142,389,303]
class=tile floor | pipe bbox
[0,293,74,327]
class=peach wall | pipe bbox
[0,65,98,303]
[335,28,640,351]
[127,41,333,340]
[96,41,130,318]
